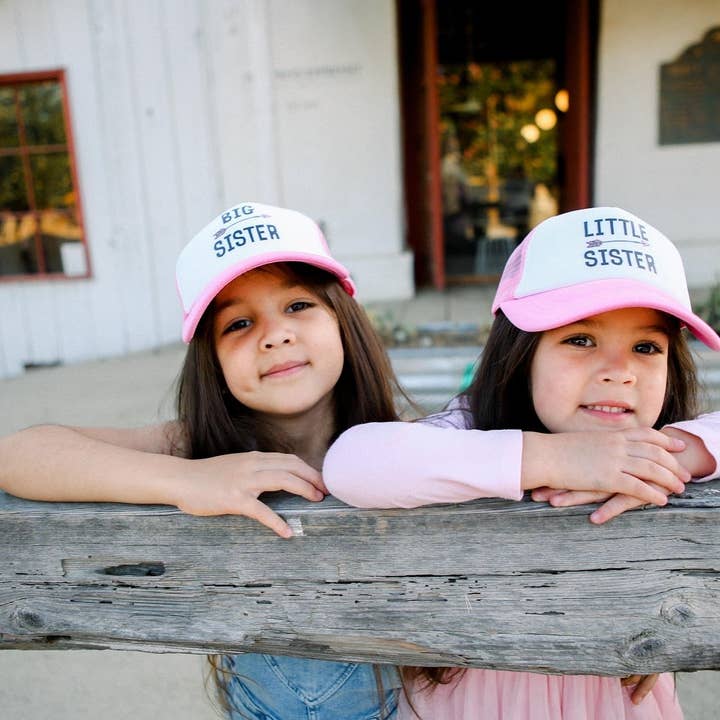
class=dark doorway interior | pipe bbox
[397,0,597,288]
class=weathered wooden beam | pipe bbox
[1,482,720,675]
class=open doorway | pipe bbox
[397,0,597,288]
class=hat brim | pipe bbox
[498,278,720,351]
[181,251,356,342]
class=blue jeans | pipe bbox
[221,654,401,720]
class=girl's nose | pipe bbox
[260,321,295,350]
[263,336,292,349]
[600,352,636,384]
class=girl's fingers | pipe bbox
[621,476,670,506]
[626,427,686,452]
[245,499,294,539]
[628,674,660,705]
[549,490,612,507]
[256,471,325,502]
[256,453,327,493]
[623,456,687,494]
[590,493,647,524]
[628,442,691,484]
[530,487,562,502]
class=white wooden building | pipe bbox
[0,0,718,378]
[1,4,719,720]
[0,0,411,378]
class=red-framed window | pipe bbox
[0,69,90,279]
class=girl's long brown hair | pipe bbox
[402,309,699,694]
[175,263,402,718]
[176,263,400,458]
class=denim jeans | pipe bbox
[221,653,401,720]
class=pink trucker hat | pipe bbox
[492,207,720,350]
[176,201,356,342]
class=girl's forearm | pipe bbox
[324,422,523,507]
[0,423,187,506]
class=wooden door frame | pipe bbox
[397,0,596,288]
[397,0,444,288]
[561,0,596,211]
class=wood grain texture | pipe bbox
[1,482,719,675]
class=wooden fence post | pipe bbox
[2,482,720,675]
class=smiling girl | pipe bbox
[325,207,720,719]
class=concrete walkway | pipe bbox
[0,285,717,719]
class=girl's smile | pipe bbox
[212,267,345,421]
[530,307,670,433]
[261,360,310,379]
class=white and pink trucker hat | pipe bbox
[176,201,356,342]
[492,206,720,350]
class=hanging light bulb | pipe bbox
[555,89,569,113]
[520,124,540,143]
[535,108,557,130]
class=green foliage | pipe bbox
[438,59,559,185]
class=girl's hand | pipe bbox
[622,673,660,705]
[533,426,714,523]
[531,484,671,524]
[172,452,327,538]
[661,426,716,478]
[522,428,690,506]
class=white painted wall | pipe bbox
[595,0,720,288]
[270,0,411,298]
[0,0,410,379]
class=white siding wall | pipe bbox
[0,0,410,379]
[595,0,720,288]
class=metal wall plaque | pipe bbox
[659,26,720,145]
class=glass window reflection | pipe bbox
[20,82,66,146]
[0,87,19,148]
[0,213,38,275]
[30,154,73,209]
[0,72,87,278]
[0,156,29,211]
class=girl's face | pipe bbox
[530,307,670,433]
[212,267,344,421]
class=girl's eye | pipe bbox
[287,300,313,313]
[634,341,663,355]
[223,318,251,334]
[564,335,594,347]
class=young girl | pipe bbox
[3,201,407,719]
[323,206,720,720]
[0,202,712,719]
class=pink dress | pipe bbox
[399,669,682,720]
[323,404,720,720]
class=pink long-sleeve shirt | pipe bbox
[324,402,720,508]
[322,405,720,720]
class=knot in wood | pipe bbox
[626,630,665,659]
[660,601,695,626]
[13,607,44,630]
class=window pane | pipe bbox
[0,155,29,211]
[29,153,74,209]
[20,81,66,146]
[39,208,85,274]
[0,212,38,275]
[0,87,19,147]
